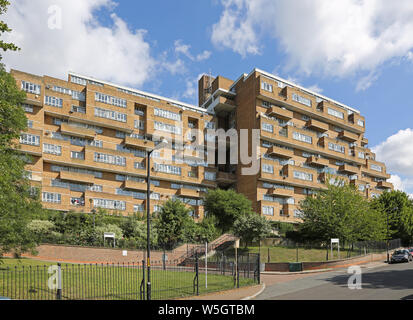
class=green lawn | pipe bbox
[0,258,254,300]
[218,246,374,263]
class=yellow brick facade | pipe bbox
[13,68,393,224]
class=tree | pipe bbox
[203,189,253,233]
[0,0,20,57]
[233,214,272,247]
[298,179,386,245]
[371,190,413,246]
[155,199,193,249]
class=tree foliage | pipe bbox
[155,199,193,249]
[298,180,386,244]
[0,0,20,57]
[203,189,253,233]
[371,190,413,245]
[233,214,272,247]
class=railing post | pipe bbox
[194,253,199,296]
[140,260,145,300]
[257,253,261,284]
[56,263,62,300]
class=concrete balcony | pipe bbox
[266,106,293,120]
[59,171,94,184]
[267,146,294,158]
[267,187,294,197]
[306,119,328,132]
[177,188,201,198]
[306,156,329,167]
[376,181,393,189]
[210,95,236,115]
[60,123,95,139]
[123,180,147,191]
[338,130,359,142]
[338,164,359,175]
[124,136,155,151]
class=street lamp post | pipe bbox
[146,138,168,300]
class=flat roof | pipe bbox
[68,72,209,114]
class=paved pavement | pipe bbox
[256,260,413,300]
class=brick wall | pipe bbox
[265,251,389,272]
[6,244,194,264]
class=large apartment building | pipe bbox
[13,68,393,224]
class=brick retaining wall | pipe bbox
[5,244,192,264]
[265,251,389,272]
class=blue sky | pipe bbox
[3,0,413,196]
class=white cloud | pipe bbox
[181,73,204,104]
[373,128,413,197]
[174,40,211,62]
[2,0,156,87]
[373,128,413,177]
[211,0,260,57]
[212,0,413,85]
[389,175,413,199]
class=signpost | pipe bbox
[104,232,116,248]
[331,238,340,260]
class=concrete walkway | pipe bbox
[178,284,265,300]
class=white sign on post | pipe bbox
[331,238,340,259]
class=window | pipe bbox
[154,121,182,134]
[70,136,102,148]
[371,164,382,172]
[294,210,303,218]
[328,142,345,154]
[154,163,181,175]
[134,161,146,169]
[293,171,313,181]
[204,171,216,181]
[42,192,61,204]
[292,93,311,107]
[70,197,85,206]
[134,106,145,116]
[71,105,86,114]
[205,121,215,129]
[327,108,344,120]
[154,108,181,121]
[70,76,87,85]
[20,134,40,146]
[262,100,272,108]
[27,120,33,128]
[358,151,365,159]
[357,119,365,127]
[116,131,126,139]
[22,104,33,113]
[92,198,126,210]
[134,204,145,212]
[262,164,274,174]
[52,85,72,95]
[261,81,273,92]
[21,81,41,94]
[45,96,63,107]
[72,91,85,101]
[71,151,85,159]
[262,122,273,133]
[95,92,127,108]
[134,120,145,130]
[262,206,274,216]
[293,131,312,144]
[94,152,126,166]
[89,185,102,192]
[358,185,366,192]
[94,107,127,123]
[43,143,61,155]
[51,165,102,178]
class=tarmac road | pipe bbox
[257,261,413,300]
